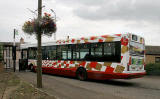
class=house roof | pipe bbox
[146,46,160,55]
[0,42,21,50]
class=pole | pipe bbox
[54,33,56,40]
[3,45,4,62]
[13,29,16,72]
[6,47,7,69]
[37,0,42,88]
[9,46,10,68]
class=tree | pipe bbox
[22,0,57,88]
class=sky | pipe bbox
[0,0,160,45]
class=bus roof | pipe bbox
[20,33,144,49]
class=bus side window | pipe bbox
[91,43,103,61]
[48,46,56,60]
[103,42,115,61]
[28,47,37,59]
[42,46,49,60]
[56,45,62,60]
[115,41,121,62]
[68,45,72,60]
[103,42,121,62]
[61,45,67,60]
[79,44,90,60]
[104,43,115,56]
[72,44,80,60]
[46,46,50,60]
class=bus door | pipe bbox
[19,49,28,71]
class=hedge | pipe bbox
[145,63,160,75]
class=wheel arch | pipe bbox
[76,66,88,80]
[76,66,86,72]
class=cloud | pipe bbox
[0,0,160,46]
[59,0,160,23]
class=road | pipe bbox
[17,72,160,99]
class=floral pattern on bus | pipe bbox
[29,59,125,73]
[56,34,122,45]
[27,33,145,74]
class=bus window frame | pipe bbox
[27,41,121,62]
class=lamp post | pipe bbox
[13,29,16,72]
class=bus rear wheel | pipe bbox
[76,68,87,81]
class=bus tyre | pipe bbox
[76,68,87,81]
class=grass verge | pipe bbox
[0,71,55,99]
[9,81,55,99]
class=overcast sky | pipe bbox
[0,0,160,45]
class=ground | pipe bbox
[1,62,160,99]
[0,63,55,99]
[17,71,160,99]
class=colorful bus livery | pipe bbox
[21,33,146,80]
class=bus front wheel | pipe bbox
[76,67,87,81]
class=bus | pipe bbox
[20,33,146,80]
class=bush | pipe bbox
[145,63,160,75]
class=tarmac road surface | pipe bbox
[17,72,160,99]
